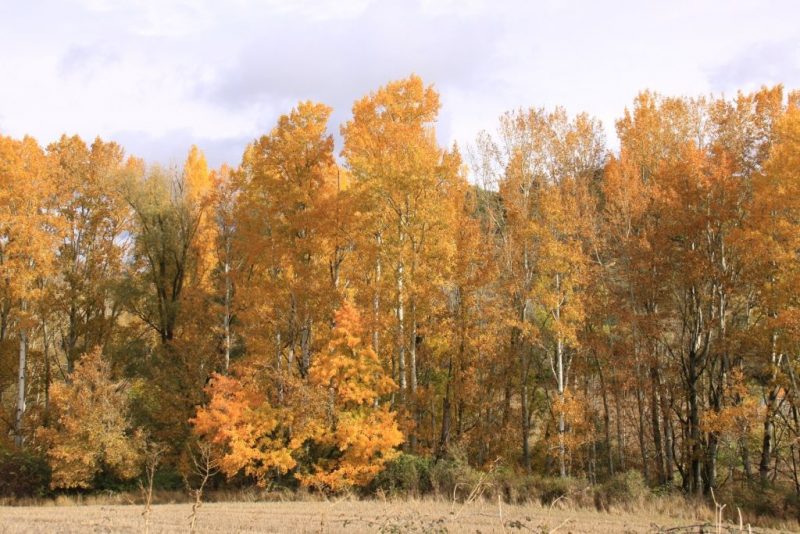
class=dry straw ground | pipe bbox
[0,497,790,533]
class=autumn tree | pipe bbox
[477,107,605,475]
[299,300,403,490]
[192,366,302,486]
[236,102,342,383]
[193,301,402,491]
[48,135,131,374]
[747,97,800,485]
[342,76,465,457]
[120,148,220,452]
[433,180,501,462]
[0,135,59,447]
[37,347,143,489]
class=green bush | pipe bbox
[0,448,51,498]
[153,467,184,491]
[594,470,650,511]
[370,453,433,496]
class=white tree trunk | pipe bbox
[14,328,27,448]
[373,233,381,354]
[223,251,231,372]
[397,259,406,392]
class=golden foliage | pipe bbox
[37,348,142,489]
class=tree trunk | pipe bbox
[43,319,51,425]
[396,260,406,393]
[14,328,27,448]
[522,378,532,473]
[760,332,781,484]
[614,380,626,471]
[438,356,453,459]
[372,233,382,355]
[635,363,649,482]
[300,317,311,378]
[409,301,417,394]
[688,350,703,495]
[275,330,284,402]
[596,353,615,476]
[557,336,566,478]
[223,252,232,372]
[662,392,675,483]
[650,364,665,484]
[760,385,779,483]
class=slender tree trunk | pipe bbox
[438,356,453,459]
[522,375,531,473]
[596,354,614,476]
[662,393,675,483]
[43,319,51,424]
[760,332,781,484]
[688,350,703,496]
[223,250,232,372]
[584,373,597,484]
[287,344,295,375]
[67,305,77,374]
[14,328,27,448]
[275,330,284,402]
[553,274,567,478]
[372,233,381,354]
[635,362,649,482]
[557,336,566,478]
[397,260,406,393]
[409,300,417,393]
[0,297,7,342]
[288,297,297,372]
[650,364,665,484]
[223,259,231,373]
[705,359,725,494]
[300,316,311,378]
[705,431,719,494]
[614,380,626,471]
[760,385,779,483]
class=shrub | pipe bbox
[36,348,143,490]
[536,476,590,507]
[150,467,184,491]
[370,453,432,496]
[493,469,542,504]
[594,470,650,511]
[721,482,800,523]
[428,450,484,500]
[0,448,51,498]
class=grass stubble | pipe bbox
[0,490,792,533]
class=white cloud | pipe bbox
[0,0,798,167]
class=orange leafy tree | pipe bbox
[37,347,143,489]
[192,300,402,491]
[191,367,302,486]
[298,299,403,490]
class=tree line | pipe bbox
[2,75,800,500]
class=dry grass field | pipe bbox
[0,498,791,533]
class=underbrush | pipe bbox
[2,450,799,531]
[0,448,51,499]
[370,453,800,530]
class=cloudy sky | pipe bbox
[0,0,798,168]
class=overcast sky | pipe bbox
[0,0,798,168]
